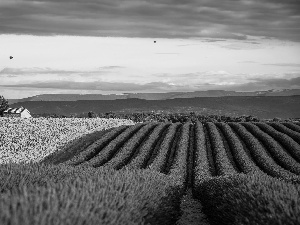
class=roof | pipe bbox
[3,107,27,114]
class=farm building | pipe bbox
[3,107,32,118]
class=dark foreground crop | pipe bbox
[2,121,300,224]
[0,163,183,225]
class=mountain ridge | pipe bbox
[8,89,300,104]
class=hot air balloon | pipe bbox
[9,56,13,59]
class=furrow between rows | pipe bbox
[229,123,299,181]
[147,124,180,172]
[169,122,191,188]
[206,122,238,176]
[255,122,300,163]
[269,123,300,145]
[125,123,170,169]
[164,125,183,174]
[242,122,300,175]
[216,123,261,174]
[283,122,300,133]
[186,124,195,190]
[202,125,216,177]
[64,125,128,166]
[103,123,158,170]
[80,123,145,167]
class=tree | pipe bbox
[0,96,9,116]
[88,111,96,118]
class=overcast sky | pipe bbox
[1,0,300,98]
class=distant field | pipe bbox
[11,96,300,119]
[1,120,300,224]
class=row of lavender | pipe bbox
[59,121,300,187]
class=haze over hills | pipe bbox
[8,89,300,104]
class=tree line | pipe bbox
[0,96,9,116]
[32,111,298,123]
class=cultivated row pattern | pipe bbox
[61,122,300,186]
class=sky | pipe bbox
[0,0,300,99]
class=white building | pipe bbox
[3,107,32,118]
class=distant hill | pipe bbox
[8,89,300,104]
[10,96,300,119]
[8,94,127,104]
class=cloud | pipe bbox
[0,67,79,76]
[0,67,128,86]
[99,66,125,69]
[155,53,180,55]
[153,71,244,86]
[1,65,300,93]
[238,61,258,64]
[200,39,227,43]
[262,63,300,67]
[0,67,124,77]
[0,0,299,41]
[238,62,300,67]
[0,80,186,92]
[153,73,200,78]
[218,77,300,91]
[3,73,299,93]
[251,77,300,87]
